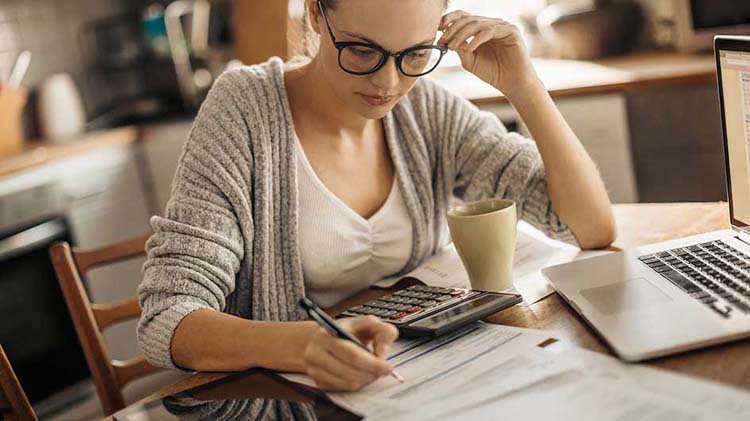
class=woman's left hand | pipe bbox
[438,11,540,99]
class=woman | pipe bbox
[138,0,615,395]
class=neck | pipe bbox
[286,56,373,135]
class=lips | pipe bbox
[358,93,395,106]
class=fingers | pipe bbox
[305,331,380,391]
[305,316,399,393]
[343,315,399,359]
[307,364,370,392]
[439,15,496,51]
[439,11,520,54]
[466,28,495,53]
[328,337,394,377]
[449,21,488,51]
[439,10,470,31]
[439,14,476,46]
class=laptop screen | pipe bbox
[719,48,750,227]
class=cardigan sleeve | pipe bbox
[136,71,251,370]
[417,79,578,245]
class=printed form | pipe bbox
[282,324,750,420]
[363,347,750,421]
[280,323,554,415]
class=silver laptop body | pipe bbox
[542,36,750,362]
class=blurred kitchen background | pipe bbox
[0,0,748,419]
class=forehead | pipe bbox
[328,0,445,50]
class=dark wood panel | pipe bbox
[626,84,727,202]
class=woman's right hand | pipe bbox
[304,315,399,392]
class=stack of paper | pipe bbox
[282,324,750,420]
[376,221,610,305]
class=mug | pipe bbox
[447,199,517,292]
[38,73,86,143]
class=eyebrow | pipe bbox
[341,31,435,49]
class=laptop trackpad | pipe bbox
[580,278,672,315]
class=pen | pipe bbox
[299,297,405,383]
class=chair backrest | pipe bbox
[0,344,36,421]
[49,234,159,416]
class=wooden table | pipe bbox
[111,202,748,420]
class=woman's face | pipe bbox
[311,0,446,120]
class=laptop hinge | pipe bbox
[732,226,750,246]
[735,234,750,248]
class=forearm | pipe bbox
[171,309,317,372]
[507,82,616,249]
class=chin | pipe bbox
[350,98,399,120]
[358,107,392,119]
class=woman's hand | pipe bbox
[304,316,399,392]
[438,11,540,99]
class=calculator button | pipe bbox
[449,290,466,297]
[369,300,397,310]
[389,311,409,320]
[435,294,452,301]
[420,300,438,308]
[363,307,386,316]
[405,306,423,314]
[349,305,369,314]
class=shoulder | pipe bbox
[405,77,478,113]
[181,59,287,168]
[399,77,495,136]
[200,57,287,116]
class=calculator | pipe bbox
[339,285,522,338]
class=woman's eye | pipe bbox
[351,47,376,57]
[407,51,428,60]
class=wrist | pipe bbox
[247,320,319,373]
[296,321,320,371]
[502,76,546,104]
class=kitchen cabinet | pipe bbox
[479,93,639,203]
[59,145,152,360]
[625,84,725,202]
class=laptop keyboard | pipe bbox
[639,240,750,319]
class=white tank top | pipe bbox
[295,137,413,308]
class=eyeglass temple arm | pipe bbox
[317,0,338,43]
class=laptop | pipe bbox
[542,36,750,362]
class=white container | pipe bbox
[38,73,86,143]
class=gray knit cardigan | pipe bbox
[137,57,576,371]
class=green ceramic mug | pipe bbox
[447,199,517,292]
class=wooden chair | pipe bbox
[49,234,160,416]
[0,344,37,421]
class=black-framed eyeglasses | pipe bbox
[317,0,448,77]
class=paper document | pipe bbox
[376,221,610,305]
[280,323,555,416]
[371,347,750,421]
[512,221,610,304]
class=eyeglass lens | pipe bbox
[339,45,444,76]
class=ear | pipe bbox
[306,0,323,35]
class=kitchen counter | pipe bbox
[0,127,139,179]
[429,51,717,105]
[0,52,717,179]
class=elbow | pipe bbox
[576,217,617,250]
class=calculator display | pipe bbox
[410,294,504,329]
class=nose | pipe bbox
[369,56,401,92]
